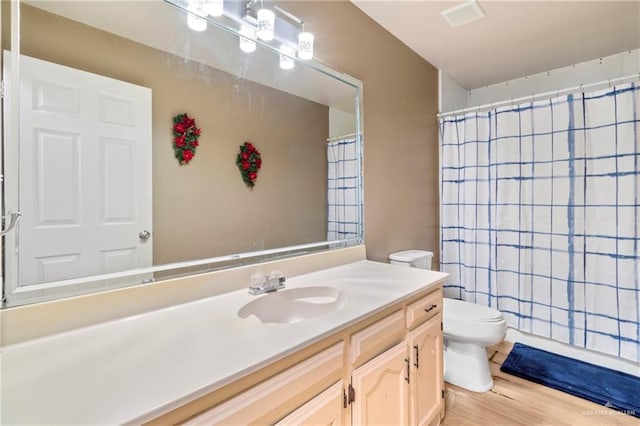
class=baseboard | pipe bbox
[504,328,640,378]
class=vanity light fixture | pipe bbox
[187,13,208,32]
[204,0,224,17]
[241,0,316,61]
[257,3,276,41]
[279,44,295,70]
[187,0,208,31]
[178,0,316,62]
[297,23,314,60]
[239,22,257,53]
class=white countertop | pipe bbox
[1,260,447,425]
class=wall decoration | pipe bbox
[236,141,262,188]
[172,113,201,165]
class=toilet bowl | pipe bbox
[389,249,507,393]
[443,298,506,392]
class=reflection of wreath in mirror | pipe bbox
[172,113,201,165]
[236,141,262,188]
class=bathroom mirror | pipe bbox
[1,0,363,307]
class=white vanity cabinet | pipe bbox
[166,284,444,426]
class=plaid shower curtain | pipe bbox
[327,137,359,241]
[440,83,640,362]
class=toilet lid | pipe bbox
[389,250,433,262]
[444,298,504,322]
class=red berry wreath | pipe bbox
[172,113,201,165]
[236,141,262,187]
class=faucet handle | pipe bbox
[250,273,266,287]
[269,270,286,289]
[269,270,285,282]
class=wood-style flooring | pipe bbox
[441,341,639,426]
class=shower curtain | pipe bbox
[327,137,359,241]
[439,83,640,362]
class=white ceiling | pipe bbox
[351,0,640,90]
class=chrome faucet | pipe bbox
[249,270,286,295]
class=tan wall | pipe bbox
[18,5,329,265]
[287,1,440,265]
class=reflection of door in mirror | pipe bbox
[3,53,153,290]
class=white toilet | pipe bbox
[389,250,507,392]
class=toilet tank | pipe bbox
[389,250,433,270]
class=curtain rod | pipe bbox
[326,132,359,142]
[438,73,640,118]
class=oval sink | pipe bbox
[238,286,347,324]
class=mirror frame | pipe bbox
[1,0,364,307]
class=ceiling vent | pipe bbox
[441,0,486,28]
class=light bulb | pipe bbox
[257,8,275,41]
[187,13,207,31]
[204,0,224,16]
[187,0,207,31]
[279,44,295,70]
[297,32,314,60]
[239,23,257,53]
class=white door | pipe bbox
[4,53,152,292]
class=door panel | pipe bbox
[100,137,136,223]
[34,129,80,225]
[36,253,82,283]
[33,79,80,116]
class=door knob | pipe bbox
[139,230,151,241]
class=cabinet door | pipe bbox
[351,342,409,426]
[275,381,344,426]
[408,314,443,426]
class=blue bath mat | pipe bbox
[500,343,640,418]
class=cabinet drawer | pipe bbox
[350,310,404,366]
[406,288,443,330]
[186,342,344,425]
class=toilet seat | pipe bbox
[444,298,503,322]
